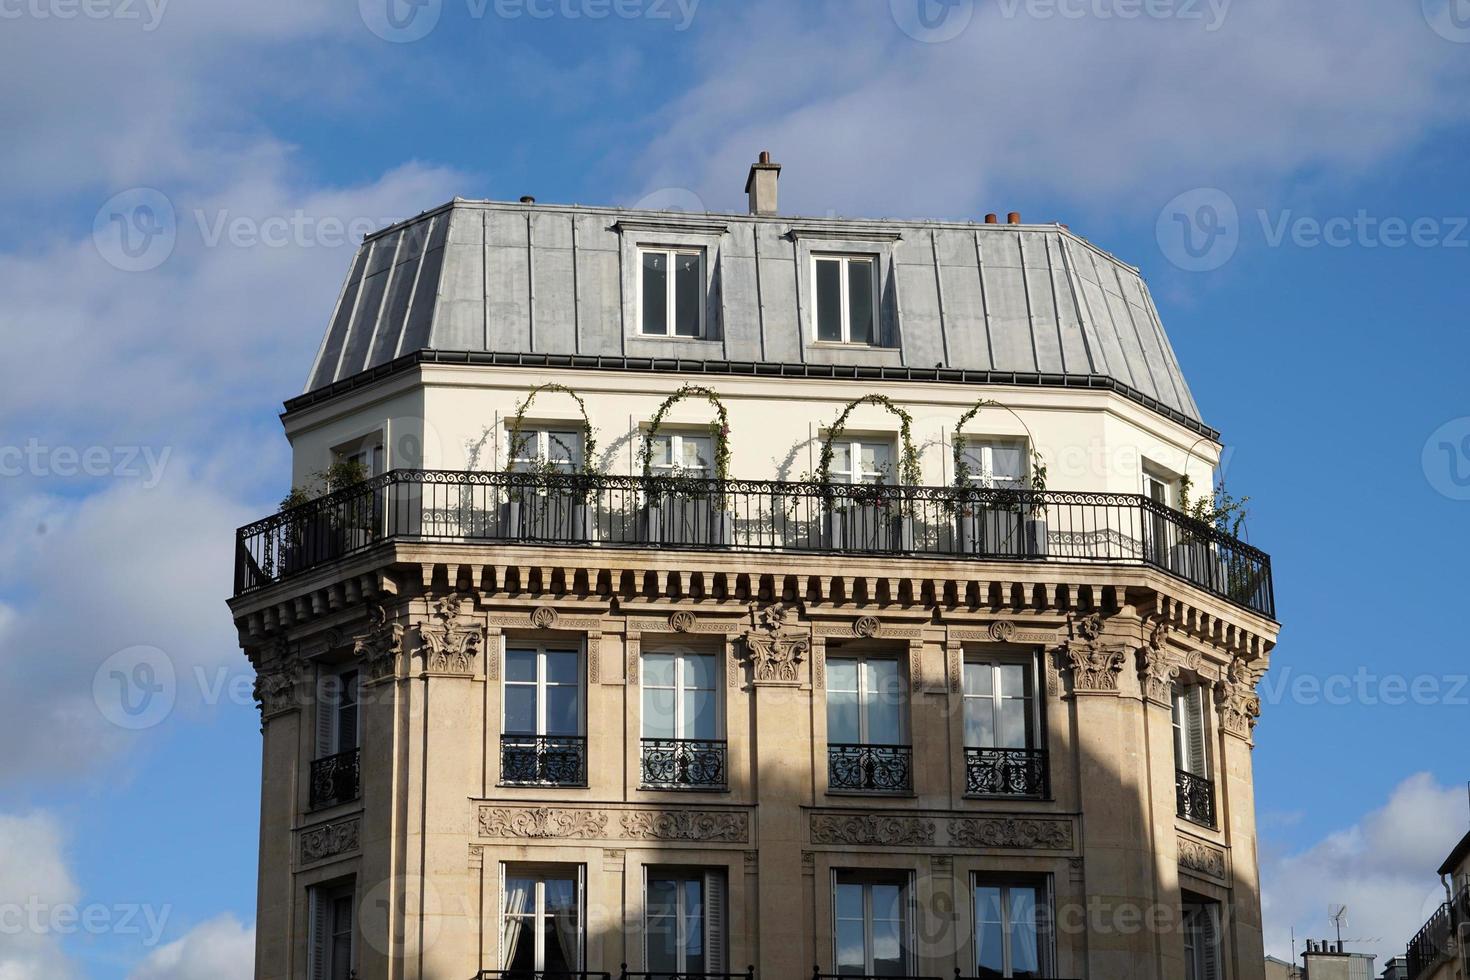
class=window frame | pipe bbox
[645,429,717,478]
[638,246,707,339]
[827,437,896,486]
[507,425,584,473]
[831,870,916,976]
[308,879,356,980]
[958,438,1030,490]
[643,867,727,974]
[315,666,360,760]
[640,648,723,741]
[962,654,1042,751]
[812,253,880,345]
[502,641,585,738]
[500,863,586,974]
[1181,897,1223,980]
[825,653,908,747]
[1172,682,1211,778]
[971,874,1055,979]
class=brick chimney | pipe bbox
[745,150,781,216]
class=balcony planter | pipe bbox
[1169,540,1229,590]
[641,494,732,546]
[824,503,913,552]
[956,505,1048,558]
[503,494,593,543]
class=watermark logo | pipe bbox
[359,875,445,957]
[0,0,169,30]
[93,646,176,730]
[1156,188,1238,272]
[1424,417,1470,501]
[890,0,975,42]
[630,186,709,213]
[360,0,442,43]
[994,0,1230,30]
[93,188,176,273]
[1423,0,1470,43]
[0,899,171,946]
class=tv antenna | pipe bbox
[1329,905,1348,945]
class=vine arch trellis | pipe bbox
[951,398,1048,496]
[506,382,598,476]
[816,394,924,489]
[637,384,733,482]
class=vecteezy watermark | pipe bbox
[0,899,171,947]
[360,0,698,43]
[1156,188,1239,272]
[1423,0,1470,43]
[1424,417,1470,501]
[1258,667,1470,708]
[630,186,709,213]
[0,0,168,29]
[994,0,1230,30]
[93,646,177,731]
[890,0,975,43]
[92,188,176,273]
[1158,188,1470,271]
[0,440,171,486]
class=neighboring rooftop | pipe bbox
[304,154,1205,429]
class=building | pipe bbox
[1381,958,1409,980]
[1268,953,1305,979]
[228,154,1281,980]
[1300,940,1375,980]
[1401,828,1470,980]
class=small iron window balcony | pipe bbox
[640,738,728,790]
[1175,769,1216,827]
[827,743,913,794]
[501,735,587,787]
[964,747,1050,799]
[309,748,360,810]
[620,969,755,980]
[476,972,612,980]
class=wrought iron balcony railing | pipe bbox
[501,735,587,786]
[1175,769,1216,827]
[476,972,611,980]
[309,748,360,810]
[1407,901,1455,979]
[234,470,1274,618]
[964,746,1050,798]
[640,738,728,790]
[813,970,941,980]
[620,968,755,980]
[828,743,913,794]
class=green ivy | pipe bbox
[951,399,1048,515]
[279,457,369,512]
[1179,474,1250,538]
[816,394,923,493]
[639,384,733,482]
[506,382,599,476]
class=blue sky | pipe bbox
[1,0,1468,975]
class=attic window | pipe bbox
[640,247,705,338]
[814,254,877,345]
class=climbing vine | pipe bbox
[816,394,923,489]
[506,383,598,475]
[638,384,733,481]
[951,399,1048,495]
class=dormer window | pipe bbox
[814,254,877,344]
[640,247,705,338]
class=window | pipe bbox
[508,426,583,473]
[502,867,583,974]
[833,873,912,976]
[973,879,1052,979]
[963,658,1047,798]
[647,431,715,477]
[828,439,893,485]
[316,668,359,759]
[641,247,705,337]
[646,870,726,974]
[1173,684,1215,826]
[959,440,1028,489]
[1182,898,1222,980]
[309,881,355,980]
[642,650,725,788]
[814,254,878,344]
[334,434,384,478]
[1145,468,1175,564]
[827,656,911,793]
[502,644,585,786]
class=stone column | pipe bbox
[1217,657,1266,978]
[1138,621,1186,980]
[742,602,813,980]
[252,645,305,980]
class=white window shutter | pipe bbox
[316,672,338,758]
[1185,685,1208,776]
[703,871,726,972]
[338,672,359,753]
[308,888,328,980]
[1200,904,1221,980]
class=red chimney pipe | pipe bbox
[1007,212,1021,225]
[984,213,998,224]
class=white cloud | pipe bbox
[634,0,1470,220]
[1262,773,1470,966]
[127,915,254,980]
[0,812,80,980]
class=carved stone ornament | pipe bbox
[300,817,360,864]
[669,611,697,633]
[478,806,608,839]
[1215,656,1263,739]
[418,593,484,674]
[1137,646,1180,707]
[989,620,1016,643]
[852,616,881,638]
[353,601,405,682]
[620,810,749,843]
[252,645,302,718]
[1178,835,1228,880]
[742,603,810,684]
[1060,613,1127,693]
[948,817,1073,851]
[810,813,936,847]
[530,606,559,629]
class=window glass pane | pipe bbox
[827,658,859,693]
[680,436,713,472]
[643,653,676,688]
[506,649,537,683]
[831,443,853,481]
[646,912,678,971]
[545,431,581,471]
[870,915,903,976]
[643,688,676,738]
[959,444,986,482]
[975,886,1004,977]
[674,252,701,337]
[827,691,860,743]
[998,697,1030,748]
[965,695,996,748]
[642,251,668,335]
[863,443,893,483]
[544,686,579,735]
[998,664,1029,697]
[545,650,579,686]
[682,689,717,739]
[816,258,843,341]
[684,654,716,690]
[990,444,1026,485]
[835,882,865,920]
[847,258,876,345]
[1008,888,1041,976]
[964,662,994,697]
[504,686,537,734]
[835,918,866,974]
[682,879,706,973]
